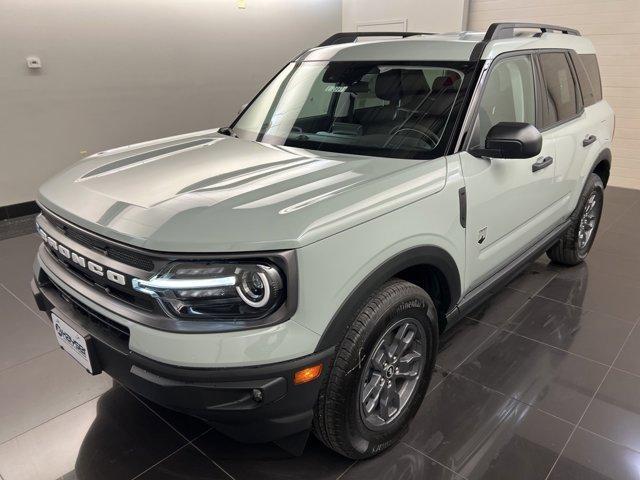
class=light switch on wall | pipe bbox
[26,56,42,69]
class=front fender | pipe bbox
[314,245,461,351]
[289,172,465,352]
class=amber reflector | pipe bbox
[293,364,323,385]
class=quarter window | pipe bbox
[579,54,603,103]
[570,51,597,107]
[469,55,536,149]
[539,52,579,126]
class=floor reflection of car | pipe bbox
[421,265,590,478]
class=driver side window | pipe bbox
[469,55,536,149]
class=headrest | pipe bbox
[431,76,455,92]
[401,70,430,96]
[375,70,402,101]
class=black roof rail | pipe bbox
[484,22,581,41]
[317,31,431,47]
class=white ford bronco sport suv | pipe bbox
[31,23,613,459]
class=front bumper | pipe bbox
[31,273,334,443]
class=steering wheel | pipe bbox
[384,127,439,149]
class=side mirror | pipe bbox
[469,122,542,159]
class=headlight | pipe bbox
[132,262,284,320]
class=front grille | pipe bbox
[43,211,155,271]
[60,258,155,312]
[50,281,131,343]
[107,247,155,272]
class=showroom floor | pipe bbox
[0,187,639,480]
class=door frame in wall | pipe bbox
[356,18,408,32]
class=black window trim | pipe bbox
[535,48,584,132]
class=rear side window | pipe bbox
[570,52,603,107]
[570,52,596,107]
[539,52,579,126]
[579,54,603,103]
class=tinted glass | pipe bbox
[580,54,603,102]
[571,51,596,107]
[539,52,579,125]
[469,55,536,149]
[233,61,473,159]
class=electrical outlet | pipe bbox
[26,56,42,69]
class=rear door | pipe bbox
[546,51,612,215]
[535,51,590,217]
[459,53,558,290]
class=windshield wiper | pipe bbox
[218,126,238,138]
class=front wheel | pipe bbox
[313,279,438,459]
[547,173,604,266]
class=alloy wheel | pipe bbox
[578,191,601,250]
[359,318,426,429]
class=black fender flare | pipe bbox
[589,148,612,186]
[563,148,612,221]
[315,245,461,351]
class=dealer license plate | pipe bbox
[52,313,95,374]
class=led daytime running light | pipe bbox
[132,276,236,291]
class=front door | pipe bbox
[459,53,558,290]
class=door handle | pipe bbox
[532,156,553,172]
[583,134,597,147]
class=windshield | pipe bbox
[232,61,474,159]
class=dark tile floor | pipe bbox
[0,187,639,480]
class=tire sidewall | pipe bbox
[576,175,604,260]
[338,284,438,458]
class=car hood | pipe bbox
[38,129,447,252]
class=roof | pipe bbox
[483,32,597,59]
[301,34,479,63]
[300,27,597,63]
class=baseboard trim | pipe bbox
[1,201,40,221]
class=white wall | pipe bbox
[0,0,341,206]
[342,0,468,33]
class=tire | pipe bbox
[312,279,438,459]
[547,173,604,266]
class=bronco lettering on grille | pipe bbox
[37,224,128,287]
